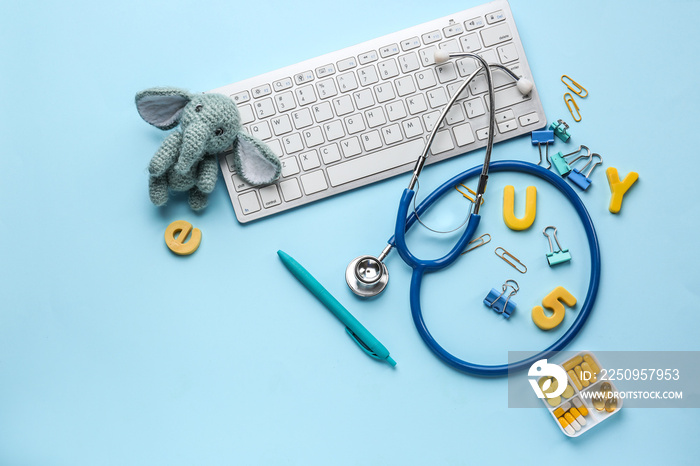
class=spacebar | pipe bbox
[327,139,424,187]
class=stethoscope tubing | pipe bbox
[392,160,601,376]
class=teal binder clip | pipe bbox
[543,226,571,266]
[531,130,555,169]
[549,119,571,142]
[551,145,591,177]
[483,280,519,318]
[568,153,603,191]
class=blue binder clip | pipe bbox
[531,130,555,169]
[568,153,603,190]
[549,119,571,142]
[543,226,572,266]
[483,280,519,318]
[550,144,591,177]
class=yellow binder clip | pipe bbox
[564,93,582,122]
[561,75,588,98]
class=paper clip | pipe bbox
[561,75,588,98]
[495,247,527,274]
[483,279,519,318]
[549,119,571,142]
[568,153,603,191]
[455,183,484,205]
[550,145,591,177]
[543,226,572,266]
[461,233,491,255]
[564,93,582,122]
[531,130,555,169]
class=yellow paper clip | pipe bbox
[494,247,527,274]
[455,184,484,205]
[461,233,491,255]
[564,93,582,122]
[561,75,588,98]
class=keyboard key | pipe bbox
[296,85,317,105]
[378,59,399,79]
[456,56,479,76]
[365,107,387,128]
[238,191,260,214]
[385,101,407,121]
[381,124,403,144]
[427,87,448,108]
[231,173,253,191]
[435,62,457,84]
[453,122,475,146]
[443,22,464,37]
[357,65,379,86]
[344,113,366,134]
[465,17,485,31]
[415,69,437,90]
[446,105,465,124]
[337,72,359,92]
[495,109,515,123]
[398,52,420,73]
[250,121,271,140]
[271,114,293,136]
[332,95,354,116]
[320,143,342,164]
[497,43,518,64]
[280,178,302,201]
[238,104,255,124]
[438,39,460,54]
[353,88,375,109]
[491,85,532,110]
[274,92,296,112]
[486,10,506,24]
[402,117,423,138]
[418,46,437,66]
[379,44,400,57]
[401,37,421,51]
[253,98,275,118]
[340,137,362,157]
[282,133,304,153]
[316,79,338,99]
[327,138,424,187]
[311,102,334,123]
[519,112,540,127]
[374,82,395,103]
[273,78,293,92]
[422,110,441,131]
[230,91,250,104]
[464,97,486,118]
[337,57,357,71]
[480,23,512,47]
[252,84,272,98]
[358,51,378,64]
[406,94,428,114]
[315,64,336,78]
[323,120,345,141]
[300,170,328,195]
[291,108,314,129]
[395,76,416,97]
[360,130,382,151]
[294,71,314,84]
[421,30,441,44]
[475,127,490,140]
[281,156,300,177]
[300,149,321,170]
[302,127,324,147]
[430,130,455,154]
[460,33,482,52]
[266,139,283,158]
[260,185,281,208]
[497,120,517,133]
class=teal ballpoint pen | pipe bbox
[277,250,396,367]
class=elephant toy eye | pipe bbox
[214,128,224,136]
[195,105,203,112]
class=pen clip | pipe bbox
[345,327,381,360]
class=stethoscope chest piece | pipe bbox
[346,255,389,298]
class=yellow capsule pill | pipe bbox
[553,407,565,417]
[580,361,597,383]
[547,395,561,407]
[558,417,576,436]
[583,354,600,374]
[563,356,583,371]
[570,407,587,426]
[562,384,574,399]
[605,396,618,413]
[568,369,582,390]
[558,416,569,428]
[575,366,589,387]
[564,412,581,431]
[577,403,589,417]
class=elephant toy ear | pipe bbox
[135,87,192,130]
[231,133,282,186]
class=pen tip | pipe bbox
[386,356,397,367]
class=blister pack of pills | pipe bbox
[536,352,623,437]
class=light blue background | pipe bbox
[1,0,698,464]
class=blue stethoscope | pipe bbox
[345,51,601,376]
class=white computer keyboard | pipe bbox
[211,0,545,223]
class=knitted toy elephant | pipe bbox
[135,87,281,210]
